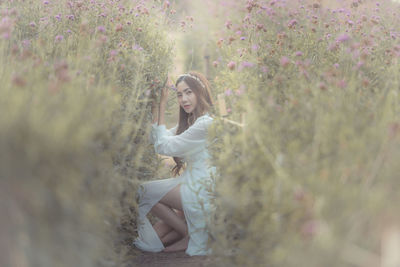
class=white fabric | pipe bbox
[133,114,217,256]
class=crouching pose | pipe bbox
[134,71,217,256]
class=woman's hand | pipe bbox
[160,76,172,106]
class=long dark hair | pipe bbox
[171,71,214,176]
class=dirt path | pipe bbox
[130,248,216,267]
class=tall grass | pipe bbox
[0,1,174,266]
[207,0,400,266]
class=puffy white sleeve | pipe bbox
[151,116,213,157]
[149,123,178,145]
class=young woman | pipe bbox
[134,71,217,256]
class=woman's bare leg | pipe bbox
[150,202,187,237]
[161,230,182,246]
[153,210,185,245]
[149,185,190,252]
[163,235,190,252]
[152,220,172,240]
[157,185,190,252]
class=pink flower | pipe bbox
[288,19,297,29]
[280,56,290,67]
[235,88,244,96]
[55,35,64,42]
[227,61,236,70]
[261,66,268,73]
[97,26,106,33]
[239,61,255,70]
[337,79,347,88]
[301,220,319,238]
[212,61,219,67]
[225,89,233,96]
[295,51,303,57]
[115,24,123,32]
[336,33,350,43]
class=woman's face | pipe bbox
[176,81,197,114]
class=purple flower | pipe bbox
[43,1,49,4]
[225,89,233,96]
[295,51,303,57]
[336,33,350,43]
[227,61,236,70]
[261,66,268,73]
[133,44,143,50]
[55,14,61,21]
[22,39,31,48]
[240,36,246,40]
[252,44,259,51]
[288,19,297,29]
[280,56,290,67]
[235,88,244,96]
[239,61,255,70]
[337,79,347,88]
[97,26,106,33]
[55,35,64,42]
[110,50,117,57]
[29,21,36,27]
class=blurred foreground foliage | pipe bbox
[207,0,400,266]
[0,1,173,266]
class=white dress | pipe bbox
[133,113,216,256]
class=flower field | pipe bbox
[204,0,400,266]
[0,0,174,266]
[1,0,400,266]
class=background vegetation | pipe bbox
[1,0,400,266]
[0,0,175,266]
[204,0,400,266]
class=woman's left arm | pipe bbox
[153,116,213,157]
[158,77,172,126]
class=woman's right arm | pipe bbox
[151,98,158,124]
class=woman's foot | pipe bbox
[162,235,189,252]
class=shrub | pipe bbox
[0,1,174,266]
[208,0,400,266]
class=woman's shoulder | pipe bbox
[192,113,214,128]
[196,113,214,122]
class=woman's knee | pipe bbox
[150,202,161,213]
[160,185,183,211]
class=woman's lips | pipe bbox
[183,105,191,109]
